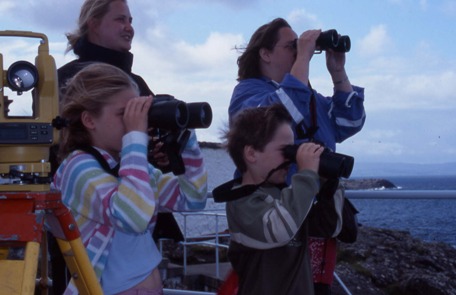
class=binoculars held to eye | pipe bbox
[315,29,351,53]
[148,94,212,175]
[148,94,212,131]
[282,144,354,179]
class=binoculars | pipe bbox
[148,94,212,131]
[316,29,351,53]
[282,144,354,179]
[147,94,212,175]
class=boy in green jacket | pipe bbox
[214,104,323,295]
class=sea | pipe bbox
[175,148,456,248]
[347,175,456,247]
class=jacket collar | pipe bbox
[74,38,134,73]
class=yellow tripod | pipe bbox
[0,191,103,295]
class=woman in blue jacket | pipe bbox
[229,17,366,295]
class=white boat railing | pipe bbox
[346,189,456,199]
[178,211,230,279]
[161,210,228,295]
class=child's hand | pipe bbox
[148,140,170,169]
[124,96,153,133]
[296,143,324,173]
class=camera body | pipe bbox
[316,29,351,53]
[148,94,212,175]
[282,144,354,179]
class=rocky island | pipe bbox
[341,178,397,190]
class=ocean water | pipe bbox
[351,198,456,246]
[193,148,456,247]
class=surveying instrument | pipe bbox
[0,31,102,294]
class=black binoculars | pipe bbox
[316,29,351,53]
[282,144,354,179]
[148,94,213,131]
[147,94,212,175]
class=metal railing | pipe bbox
[177,211,230,279]
[161,210,229,295]
[346,189,456,199]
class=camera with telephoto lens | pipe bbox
[148,94,212,175]
[315,29,351,53]
[282,144,354,179]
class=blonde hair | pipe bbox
[65,0,127,53]
[59,62,138,159]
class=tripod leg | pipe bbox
[21,242,40,295]
[37,232,51,295]
[46,199,103,295]
[47,231,69,294]
[0,243,39,295]
[56,238,103,295]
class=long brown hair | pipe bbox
[236,18,291,81]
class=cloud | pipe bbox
[0,1,14,13]
[0,39,36,62]
[360,69,456,111]
[2,1,79,34]
[129,31,243,142]
[353,24,455,113]
[287,9,323,29]
[173,32,243,72]
[337,106,456,164]
[131,30,242,85]
[358,25,394,57]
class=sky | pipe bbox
[0,0,455,165]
